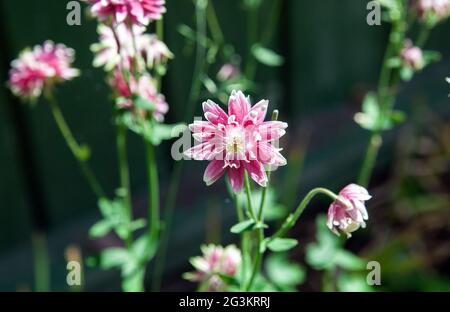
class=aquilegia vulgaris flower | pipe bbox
[91,23,172,71]
[327,184,371,238]
[183,244,241,292]
[84,0,166,26]
[184,90,288,193]
[110,69,168,121]
[400,41,424,70]
[8,41,79,100]
[415,0,450,21]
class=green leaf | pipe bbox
[121,267,145,292]
[130,219,147,232]
[251,44,284,67]
[218,273,240,288]
[266,253,306,290]
[134,96,155,110]
[99,248,129,269]
[386,57,402,68]
[98,198,114,218]
[334,250,366,270]
[305,214,340,270]
[266,238,298,252]
[89,219,112,238]
[149,123,187,145]
[400,66,414,81]
[354,92,380,131]
[131,234,157,261]
[230,219,256,234]
[337,273,373,292]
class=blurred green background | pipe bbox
[0,0,449,291]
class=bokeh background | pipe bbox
[0,0,449,291]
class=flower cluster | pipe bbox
[110,70,168,121]
[8,41,79,100]
[84,0,166,26]
[91,24,172,72]
[415,0,450,22]
[183,244,241,291]
[184,90,288,193]
[87,0,173,122]
[327,184,371,238]
[400,41,424,70]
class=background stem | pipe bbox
[45,91,104,198]
[116,124,133,247]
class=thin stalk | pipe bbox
[146,141,160,247]
[116,124,133,248]
[357,21,399,187]
[206,0,224,47]
[245,179,268,291]
[269,188,339,242]
[244,172,256,219]
[151,0,208,291]
[234,193,250,290]
[31,231,50,292]
[45,91,104,198]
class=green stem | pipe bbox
[206,0,224,48]
[45,91,104,198]
[358,132,382,187]
[245,170,271,291]
[116,124,133,248]
[146,141,160,247]
[357,19,403,187]
[152,0,208,291]
[31,231,50,292]
[244,172,256,219]
[234,193,250,291]
[269,188,339,242]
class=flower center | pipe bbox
[225,127,244,155]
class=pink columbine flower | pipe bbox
[84,0,166,26]
[400,41,424,70]
[183,244,241,292]
[8,41,79,100]
[217,63,240,81]
[184,90,288,193]
[110,69,168,121]
[416,0,450,20]
[327,184,371,238]
[91,24,172,72]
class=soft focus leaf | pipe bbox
[267,238,298,252]
[337,273,373,292]
[266,253,306,290]
[99,248,129,269]
[252,44,284,67]
[149,123,187,146]
[334,250,366,270]
[89,219,112,238]
[230,219,256,234]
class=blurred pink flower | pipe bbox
[184,90,288,193]
[8,41,79,100]
[400,41,424,70]
[416,0,450,20]
[91,24,172,71]
[183,244,241,292]
[327,184,371,238]
[84,0,166,26]
[217,63,240,81]
[110,69,168,121]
